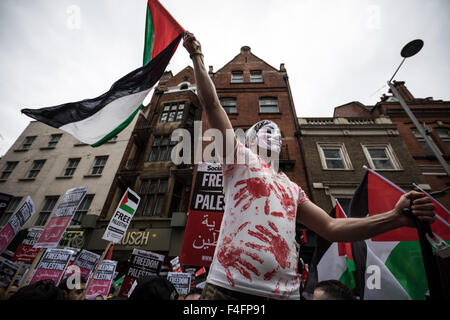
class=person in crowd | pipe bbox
[184,287,203,300]
[58,276,87,300]
[8,279,64,300]
[182,31,436,300]
[128,276,179,300]
[312,280,354,300]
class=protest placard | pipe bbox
[102,188,140,243]
[0,196,35,255]
[180,163,224,267]
[35,186,88,248]
[118,249,165,297]
[0,255,24,287]
[0,193,13,215]
[65,249,100,280]
[85,260,117,299]
[29,248,74,285]
[12,228,43,263]
[167,272,192,295]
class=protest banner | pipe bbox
[118,249,165,297]
[28,248,74,285]
[0,255,24,288]
[12,228,43,263]
[102,188,140,243]
[65,249,100,280]
[0,196,35,255]
[85,260,117,299]
[167,272,192,295]
[35,186,88,248]
[180,163,224,267]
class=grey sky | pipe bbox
[1,0,449,156]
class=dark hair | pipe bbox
[58,276,87,292]
[128,276,179,300]
[314,280,354,300]
[9,280,64,300]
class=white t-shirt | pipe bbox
[207,141,309,299]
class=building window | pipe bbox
[90,156,108,175]
[34,196,59,226]
[317,143,353,170]
[27,160,46,179]
[20,136,37,150]
[139,179,168,216]
[48,134,62,148]
[220,98,237,114]
[250,70,263,83]
[148,136,176,162]
[0,197,22,226]
[63,158,80,177]
[412,129,434,156]
[259,97,279,113]
[362,144,401,170]
[0,161,19,180]
[160,102,185,123]
[71,194,94,226]
[231,71,243,83]
[436,128,450,152]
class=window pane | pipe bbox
[231,71,243,83]
[149,181,157,193]
[326,159,345,169]
[142,197,153,216]
[178,103,185,110]
[153,195,165,216]
[163,105,170,111]
[323,149,341,159]
[160,113,168,123]
[149,147,158,162]
[176,111,184,121]
[171,104,177,111]
[168,112,176,122]
[373,159,393,169]
[368,149,388,159]
[260,106,279,113]
[159,180,168,193]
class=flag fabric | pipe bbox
[22,0,184,147]
[348,167,450,300]
[303,201,356,298]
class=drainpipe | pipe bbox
[283,73,314,202]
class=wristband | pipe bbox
[190,51,203,59]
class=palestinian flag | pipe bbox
[22,0,184,147]
[348,167,450,300]
[119,191,140,215]
[303,201,356,298]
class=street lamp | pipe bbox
[387,39,450,177]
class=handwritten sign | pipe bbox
[35,186,88,248]
[118,249,165,298]
[102,188,140,243]
[29,248,74,285]
[0,196,35,255]
[167,272,191,295]
[180,163,224,267]
[12,228,43,263]
[85,260,117,299]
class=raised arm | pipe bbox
[297,191,435,242]
[183,32,235,159]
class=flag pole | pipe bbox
[82,241,112,299]
[19,248,45,288]
[6,261,24,292]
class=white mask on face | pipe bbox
[245,120,282,154]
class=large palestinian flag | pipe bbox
[303,201,356,298]
[349,167,450,300]
[22,0,184,147]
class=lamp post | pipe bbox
[387,39,450,177]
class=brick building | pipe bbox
[335,81,450,209]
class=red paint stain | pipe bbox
[234,177,273,211]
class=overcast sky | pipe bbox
[1,0,449,156]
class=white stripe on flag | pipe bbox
[60,88,152,145]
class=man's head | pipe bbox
[9,280,64,300]
[313,280,354,300]
[58,276,87,300]
[128,276,179,300]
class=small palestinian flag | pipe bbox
[303,201,356,298]
[119,191,140,216]
[348,167,450,300]
[22,0,184,147]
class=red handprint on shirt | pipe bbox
[271,181,297,221]
[216,222,264,287]
[233,177,276,212]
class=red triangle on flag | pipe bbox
[106,244,114,260]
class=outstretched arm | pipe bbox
[183,32,235,159]
[297,191,435,242]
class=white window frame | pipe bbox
[250,70,263,83]
[317,142,353,170]
[63,158,80,177]
[361,143,402,171]
[90,156,108,175]
[231,71,243,83]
